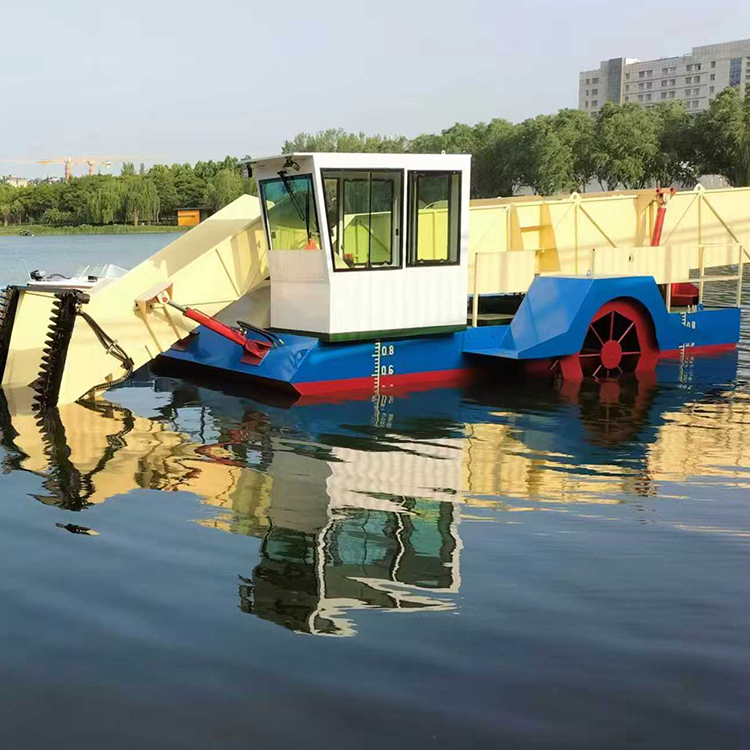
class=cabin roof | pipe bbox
[247,152,471,171]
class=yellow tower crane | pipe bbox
[37,156,148,182]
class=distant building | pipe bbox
[579,39,750,115]
[177,207,214,227]
[2,175,29,188]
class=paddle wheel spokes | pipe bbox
[552,299,659,381]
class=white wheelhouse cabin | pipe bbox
[251,152,471,341]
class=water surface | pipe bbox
[0,235,748,749]
[0,232,182,284]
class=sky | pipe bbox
[1,0,749,179]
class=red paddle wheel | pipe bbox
[553,300,659,380]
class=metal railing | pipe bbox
[665,243,749,312]
[471,252,482,327]
[588,243,749,312]
[469,243,750,327]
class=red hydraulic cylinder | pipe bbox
[651,188,698,306]
[650,188,675,247]
[650,206,667,246]
[167,300,272,365]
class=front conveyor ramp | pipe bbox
[0,195,266,407]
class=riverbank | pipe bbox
[0,224,187,236]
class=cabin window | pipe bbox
[259,174,322,250]
[407,171,461,266]
[321,170,402,271]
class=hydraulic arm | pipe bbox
[0,195,267,407]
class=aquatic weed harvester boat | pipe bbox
[1,152,748,408]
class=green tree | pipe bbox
[194,160,220,179]
[696,88,750,186]
[516,115,575,195]
[552,109,597,191]
[171,164,206,208]
[473,119,523,198]
[148,164,180,220]
[121,162,136,177]
[220,155,238,171]
[193,158,240,180]
[593,103,661,189]
[123,177,160,225]
[411,122,481,191]
[243,176,258,197]
[203,169,244,211]
[40,207,73,226]
[19,181,58,218]
[0,185,15,224]
[10,199,25,224]
[59,178,94,223]
[650,101,699,187]
[407,131,447,154]
[282,128,408,153]
[84,177,124,224]
[410,119,522,198]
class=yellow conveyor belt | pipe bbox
[0,195,265,407]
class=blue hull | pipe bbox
[160,277,740,398]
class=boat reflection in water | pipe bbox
[0,350,747,635]
[239,498,460,636]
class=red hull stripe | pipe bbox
[294,368,475,396]
[294,343,737,396]
[659,343,736,358]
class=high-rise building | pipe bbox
[579,39,750,115]
[1,176,29,188]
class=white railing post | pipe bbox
[472,253,480,327]
[665,245,672,312]
[698,245,705,305]
[737,244,744,308]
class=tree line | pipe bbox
[0,157,253,227]
[3,87,748,227]
[283,87,750,197]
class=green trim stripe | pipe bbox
[272,324,466,343]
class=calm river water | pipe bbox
[0,234,748,749]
